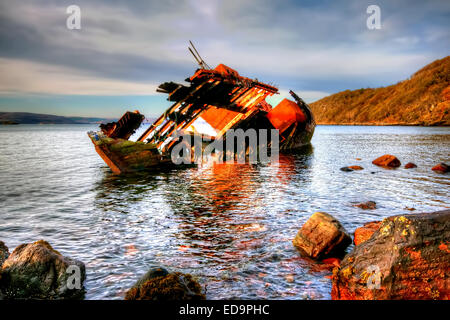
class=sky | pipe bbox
[0,0,449,118]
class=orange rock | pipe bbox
[293,212,352,259]
[348,165,363,170]
[332,210,450,300]
[322,257,341,267]
[372,154,401,167]
[354,221,382,245]
[404,162,417,169]
[438,242,450,253]
[432,163,449,173]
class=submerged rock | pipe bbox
[372,154,401,168]
[0,240,86,299]
[354,221,382,245]
[354,201,377,210]
[293,212,352,259]
[404,162,417,169]
[348,165,364,170]
[341,165,363,171]
[125,267,205,300]
[332,210,450,300]
[432,163,449,173]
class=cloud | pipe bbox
[0,0,448,101]
[267,89,330,105]
[0,58,159,95]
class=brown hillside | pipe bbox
[310,56,450,126]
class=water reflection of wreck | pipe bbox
[88,43,316,174]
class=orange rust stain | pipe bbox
[125,244,138,257]
[94,145,122,174]
[258,273,267,278]
[200,108,239,132]
[322,258,341,268]
[405,247,421,260]
[438,242,450,253]
[214,64,240,77]
[177,245,190,252]
[267,98,306,133]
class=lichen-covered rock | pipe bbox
[125,267,205,300]
[0,241,8,266]
[354,221,382,245]
[404,162,417,169]
[432,163,449,173]
[332,210,450,300]
[372,154,401,168]
[0,240,86,299]
[348,165,363,170]
[293,212,352,259]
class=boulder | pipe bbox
[432,163,449,173]
[125,267,205,300]
[404,162,417,169]
[354,201,377,210]
[354,221,382,245]
[372,155,401,168]
[0,241,8,266]
[293,212,352,259]
[332,210,450,300]
[0,240,86,299]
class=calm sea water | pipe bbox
[0,124,448,300]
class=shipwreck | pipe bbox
[88,43,316,174]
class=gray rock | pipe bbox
[125,267,205,300]
[0,240,86,299]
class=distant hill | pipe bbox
[310,56,450,126]
[0,112,116,124]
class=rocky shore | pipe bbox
[292,209,449,300]
[0,240,204,301]
[290,154,449,300]
[1,155,448,300]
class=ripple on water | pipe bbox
[0,124,448,299]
